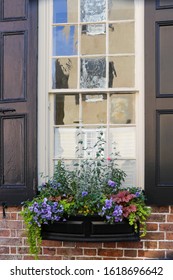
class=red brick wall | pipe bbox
[0,206,173,260]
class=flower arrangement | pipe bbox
[21,130,151,258]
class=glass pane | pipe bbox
[55,94,79,125]
[53,25,78,56]
[82,94,107,124]
[109,22,134,54]
[54,127,107,159]
[52,58,77,89]
[53,0,78,23]
[80,57,106,88]
[81,24,106,55]
[110,94,135,124]
[80,0,106,22]
[108,0,134,20]
[54,127,78,158]
[117,159,136,187]
[79,127,107,158]
[54,159,80,171]
[109,56,134,88]
[109,127,136,158]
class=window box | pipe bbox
[41,215,140,242]
[21,133,150,258]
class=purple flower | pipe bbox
[50,180,61,189]
[29,197,64,225]
[82,191,88,197]
[113,205,123,222]
[105,198,112,209]
[135,191,141,197]
[108,180,117,188]
[106,215,111,220]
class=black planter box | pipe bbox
[41,215,140,242]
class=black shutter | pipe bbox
[145,0,173,204]
[0,0,38,206]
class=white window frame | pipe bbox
[38,0,144,188]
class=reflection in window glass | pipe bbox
[109,22,134,54]
[77,127,107,158]
[108,0,134,20]
[80,0,106,22]
[53,25,78,56]
[80,57,106,88]
[109,56,134,88]
[117,160,136,187]
[81,24,106,55]
[54,128,78,158]
[82,94,107,124]
[53,0,78,23]
[55,94,79,125]
[54,127,107,159]
[51,0,137,187]
[52,58,77,89]
[110,94,135,124]
[109,127,136,158]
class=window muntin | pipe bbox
[50,0,136,187]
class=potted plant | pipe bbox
[21,130,151,259]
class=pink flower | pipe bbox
[107,157,111,161]
[123,205,137,218]
[111,191,136,203]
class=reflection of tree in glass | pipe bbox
[81,0,106,22]
[55,58,72,125]
[56,58,72,89]
[80,57,106,89]
[109,61,117,88]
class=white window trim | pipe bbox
[38,0,51,183]
[135,0,144,188]
[38,0,145,188]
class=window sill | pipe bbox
[41,215,140,242]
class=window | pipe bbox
[38,0,144,188]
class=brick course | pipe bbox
[0,206,173,260]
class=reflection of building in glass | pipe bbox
[110,94,135,124]
[82,24,106,35]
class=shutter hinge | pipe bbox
[2,202,7,219]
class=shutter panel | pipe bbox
[145,0,173,204]
[0,0,38,206]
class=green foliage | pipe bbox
[128,201,151,236]
[21,129,151,258]
[21,200,42,259]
